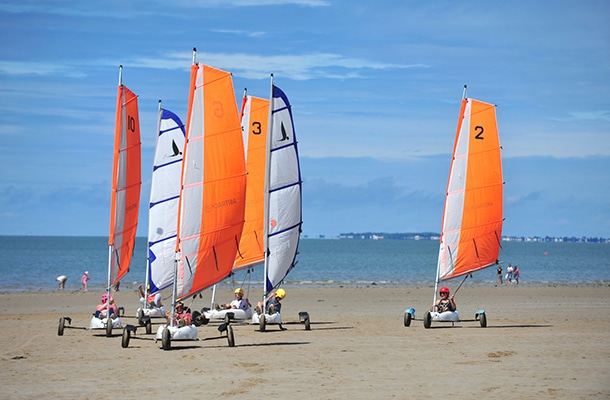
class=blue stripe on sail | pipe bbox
[152,157,183,172]
[269,180,301,194]
[149,194,180,208]
[268,223,301,238]
[148,233,177,248]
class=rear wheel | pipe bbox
[145,319,152,334]
[404,312,412,327]
[423,311,432,329]
[304,316,311,331]
[479,312,487,328]
[137,309,144,326]
[259,314,266,332]
[58,317,65,336]
[161,327,171,350]
[121,328,131,348]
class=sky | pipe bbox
[0,0,608,239]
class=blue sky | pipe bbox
[0,1,608,238]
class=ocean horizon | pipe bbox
[0,235,608,293]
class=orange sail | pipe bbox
[108,70,141,287]
[436,96,503,283]
[174,62,247,300]
[233,94,269,271]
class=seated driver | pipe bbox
[433,286,456,313]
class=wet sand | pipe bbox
[0,285,609,399]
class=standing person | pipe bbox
[496,265,503,286]
[81,271,89,292]
[513,266,520,285]
[506,263,513,283]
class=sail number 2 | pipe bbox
[474,125,485,140]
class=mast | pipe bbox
[262,74,274,310]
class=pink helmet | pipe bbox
[101,293,109,303]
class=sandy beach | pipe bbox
[1,285,608,399]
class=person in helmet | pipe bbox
[224,287,251,311]
[433,286,456,313]
[95,293,119,318]
[256,288,286,315]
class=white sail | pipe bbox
[264,83,303,292]
[147,106,185,293]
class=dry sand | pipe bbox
[1,285,609,399]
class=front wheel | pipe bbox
[259,314,266,332]
[58,317,65,336]
[404,312,412,327]
[423,311,432,329]
[145,319,152,334]
[121,328,131,348]
[161,327,171,350]
[227,326,235,347]
[105,320,113,337]
[479,312,487,328]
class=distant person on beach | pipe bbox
[433,286,457,312]
[81,271,89,292]
[496,266,503,286]
[95,293,119,319]
[256,288,285,315]
[506,264,513,283]
[513,266,520,285]
[56,275,67,290]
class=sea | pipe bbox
[0,236,608,293]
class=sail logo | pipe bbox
[205,198,237,213]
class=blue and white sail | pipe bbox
[146,104,185,294]
[263,81,303,293]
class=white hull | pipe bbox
[430,311,459,322]
[204,308,253,321]
[251,312,281,325]
[155,324,197,340]
[138,307,165,319]
[89,316,122,330]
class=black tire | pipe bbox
[304,317,311,331]
[145,319,152,334]
[192,311,202,327]
[121,328,131,348]
[404,312,412,327]
[227,326,235,347]
[161,327,171,350]
[479,312,487,328]
[423,311,432,329]
[58,317,65,336]
[106,320,113,337]
[137,309,144,326]
[259,314,266,332]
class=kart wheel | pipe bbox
[304,316,311,331]
[192,311,202,327]
[58,317,65,336]
[479,312,487,328]
[145,319,152,334]
[161,327,171,350]
[106,320,113,337]
[137,309,144,326]
[423,311,432,329]
[404,312,412,327]
[121,328,131,348]
[259,314,266,332]
[227,325,235,347]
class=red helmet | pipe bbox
[439,286,450,294]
